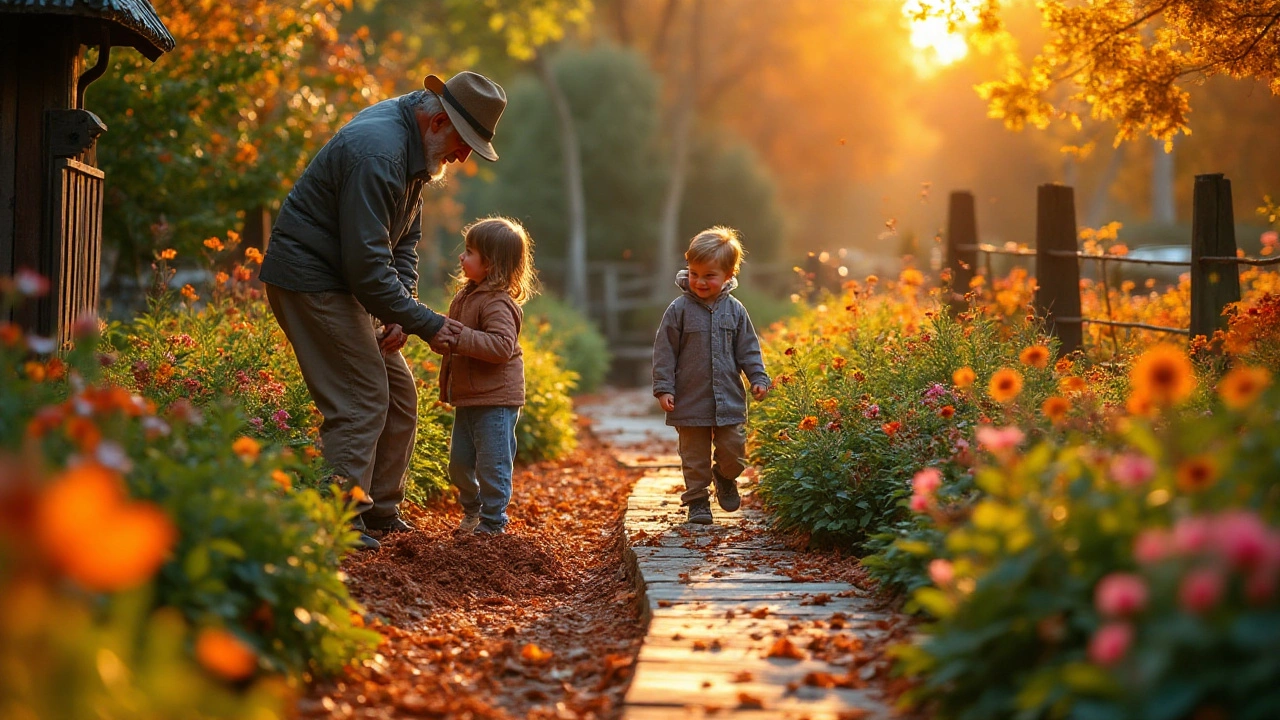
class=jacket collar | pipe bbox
[398,92,429,180]
[675,269,738,306]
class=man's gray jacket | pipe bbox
[652,271,771,427]
[259,91,446,339]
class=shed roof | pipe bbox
[0,0,175,61]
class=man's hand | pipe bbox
[657,393,675,412]
[751,384,769,401]
[428,317,464,354]
[378,323,408,356]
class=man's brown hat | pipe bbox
[423,71,506,162]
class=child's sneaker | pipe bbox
[457,512,481,533]
[713,470,740,512]
[686,498,713,525]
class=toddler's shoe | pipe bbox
[686,498,713,525]
[713,470,741,512]
[457,512,481,533]
[474,521,505,536]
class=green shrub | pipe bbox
[517,321,579,461]
[524,293,610,394]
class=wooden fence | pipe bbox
[944,173,1280,355]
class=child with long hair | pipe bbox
[439,217,540,535]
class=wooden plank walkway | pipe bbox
[619,467,896,720]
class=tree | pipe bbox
[910,0,1280,145]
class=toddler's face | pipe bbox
[686,261,729,301]
[460,244,488,282]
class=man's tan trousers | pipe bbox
[266,285,417,520]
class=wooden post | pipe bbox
[1034,184,1082,356]
[1190,173,1241,341]
[944,191,977,311]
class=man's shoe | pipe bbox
[351,516,381,550]
[366,515,416,535]
[686,499,713,525]
[457,513,481,533]
[713,470,741,512]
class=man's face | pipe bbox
[423,114,474,183]
[686,260,729,301]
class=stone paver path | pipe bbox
[578,390,897,720]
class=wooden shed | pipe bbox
[1,0,174,344]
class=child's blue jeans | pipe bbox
[448,405,520,530]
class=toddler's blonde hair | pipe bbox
[685,226,744,277]
[455,217,540,304]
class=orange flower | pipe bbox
[953,366,976,388]
[798,416,819,431]
[349,485,372,504]
[232,436,261,462]
[0,322,22,346]
[817,398,839,416]
[831,356,847,371]
[938,405,956,419]
[1129,344,1196,407]
[1041,396,1071,423]
[159,248,177,260]
[1059,375,1088,394]
[244,247,264,265]
[203,237,225,252]
[1217,366,1271,410]
[36,464,175,592]
[214,271,230,285]
[1019,345,1051,369]
[882,421,902,437]
[303,446,321,461]
[24,361,46,382]
[1054,357,1074,374]
[180,284,199,303]
[1175,455,1218,493]
[233,266,253,282]
[45,357,65,381]
[271,469,292,491]
[64,415,102,452]
[195,628,258,681]
[988,368,1024,403]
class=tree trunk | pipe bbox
[1151,137,1176,224]
[654,0,702,299]
[534,50,589,309]
[1085,142,1127,228]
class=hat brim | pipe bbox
[424,75,499,162]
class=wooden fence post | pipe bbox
[944,191,977,311]
[1034,183,1082,356]
[1190,173,1241,341]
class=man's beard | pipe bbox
[423,129,451,187]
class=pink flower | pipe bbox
[1179,568,1224,614]
[1173,516,1213,555]
[1133,529,1173,564]
[862,404,880,419]
[1213,511,1273,571]
[909,493,931,512]
[1109,453,1156,487]
[1094,573,1148,617]
[1087,622,1132,666]
[976,425,1025,454]
[912,467,942,496]
[928,559,954,586]
[1246,569,1277,605]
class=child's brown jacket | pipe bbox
[438,280,524,407]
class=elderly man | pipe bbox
[259,71,507,550]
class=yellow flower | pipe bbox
[232,436,261,462]
[988,368,1024,403]
[798,416,819,431]
[953,366,976,389]
[1176,455,1218,493]
[1059,375,1088,394]
[1041,396,1071,423]
[1019,345,1051,369]
[1217,366,1271,410]
[195,628,258,681]
[1129,344,1196,407]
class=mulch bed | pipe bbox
[297,418,648,719]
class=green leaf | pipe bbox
[184,544,211,581]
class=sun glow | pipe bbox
[903,1,978,75]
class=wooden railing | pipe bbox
[944,174,1279,355]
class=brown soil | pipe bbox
[297,418,647,719]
